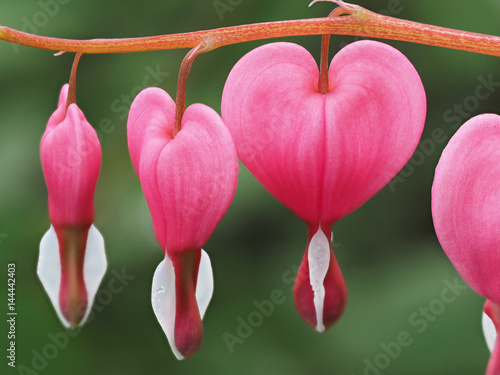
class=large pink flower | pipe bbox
[127,87,238,359]
[39,84,106,328]
[432,113,500,374]
[222,40,426,331]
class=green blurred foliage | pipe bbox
[0,0,499,374]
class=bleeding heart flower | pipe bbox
[127,87,238,359]
[432,113,500,374]
[39,84,107,328]
[222,40,426,331]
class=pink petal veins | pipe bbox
[432,114,500,303]
[156,103,239,253]
[41,103,101,226]
[222,42,325,225]
[322,40,426,224]
[127,87,176,249]
[128,87,238,252]
[221,41,426,228]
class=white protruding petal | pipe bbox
[483,311,496,352]
[195,250,214,318]
[37,224,107,327]
[80,225,107,325]
[38,226,67,327]
[308,228,331,332]
[152,253,182,360]
[152,249,214,360]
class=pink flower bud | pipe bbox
[38,84,106,328]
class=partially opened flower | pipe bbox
[39,84,107,327]
[222,40,426,331]
[432,113,500,374]
[127,87,238,359]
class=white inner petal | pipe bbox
[152,249,213,360]
[307,228,331,332]
[196,250,214,318]
[38,226,67,327]
[37,224,106,327]
[81,225,107,325]
[483,310,496,352]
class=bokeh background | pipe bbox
[0,0,499,374]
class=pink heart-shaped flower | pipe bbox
[222,40,426,331]
[432,113,500,374]
[128,87,238,359]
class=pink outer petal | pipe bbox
[42,84,69,142]
[432,114,500,303]
[294,225,347,331]
[40,87,101,226]
[222,42,325,224]
[158,103,238,253]
[322,40,426,224]
[127,87,238,252]
[127,87,176,247]
[222,41,426,227]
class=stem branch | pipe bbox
[173,42,213,137]
[66,53,83,111]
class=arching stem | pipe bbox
[0,3,499,57]
[318,34,331,94]
[173,41,212,137]
[66,53,83,111]
[318,6,350,93]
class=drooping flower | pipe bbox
[432,113,500,374]
[127,87,238,359]
[39,84,107,328]
[222,40,426,331]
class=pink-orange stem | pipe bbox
[66,53,83,111]
[318,6,350,94]
[0,3,499,57]
[173,42,212,137]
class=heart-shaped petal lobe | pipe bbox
[432,114,500,302]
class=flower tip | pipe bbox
[152,250,214,360]
[294,228,347,332]
[38,225,107,328]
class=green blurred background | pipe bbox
[0,0,499,374]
